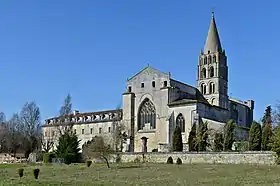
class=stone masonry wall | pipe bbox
[113,151,276,165]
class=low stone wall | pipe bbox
[114,151,276,165]
[0,153,26,164]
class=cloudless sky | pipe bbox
[0,0,278,122]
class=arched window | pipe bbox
[138,98,156,130]
[211,98,216,105]
[213,55,216,63]
[209,82,215,94]
[209,66,214,78]
[201,84,206,94]
[201,68,206,79]
[204,57,207,65]
[208,56,212,64]
[176,114,185,132]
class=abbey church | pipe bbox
[42,13,254,152]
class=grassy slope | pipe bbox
[0,163,279,186]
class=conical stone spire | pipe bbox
[204,12,222,54]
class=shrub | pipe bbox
[33,169,40,179]
[152,148,158,152]
[116,154,121,163]
[64,153,76,165]
[18,168,24,178]
[188,124,197,151]
[213,132,224,152]
[86,160,92,167]
[43,153,56,164]
[249,121,262,151]
[224,120,236,151]
[176,157,182,165]
[172,126,183,151]
[167,157,173,164]
[133,156,141,163]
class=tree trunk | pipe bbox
[103,156,110,168]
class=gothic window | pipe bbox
[209,66,214,77]
[176,113,185,132]
[201,68,206,79]
[138,98,156,130]
[208,56,212,64]
[213,55,216,63]
[204,57,207,65]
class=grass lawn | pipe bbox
[0,163,279,185]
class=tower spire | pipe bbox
[204,11,222,54]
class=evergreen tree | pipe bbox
[224,120,236,151]
[271,126,280,164]
[249,121,262,151]
[213,132,224,152]
[56,132,81,164]
[197,121,209,151]
[188,124,197,151]
[172,126,183,152]
[262,106,273,150]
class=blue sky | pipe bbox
[0,0,278,122]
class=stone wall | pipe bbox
[113,151,276,165]
[0,153,26,164]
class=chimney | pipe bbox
[73,110,79,115]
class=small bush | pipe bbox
[167,157,173,164]
[43,153,56,164]
[18,168,24,178]
[176,157,182,165]
[33,169,40,179]
[133,156,141,163]
[152,148,158,152]
[86,160,92,167]
[116,154,121,163]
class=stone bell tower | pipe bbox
[197,12,229,109]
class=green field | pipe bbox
[0,163,279,185]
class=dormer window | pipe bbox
[152,81,155,88]
[141,83,144,88]
[128,86,132,92]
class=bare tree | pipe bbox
[41,132,55,153]
[20,102,41,157]
[273,101,280,126]
[59,94,72,116]
[112,120,127,152]
[82,136,114,168]
[57,94,74,135]
[6,113,22,156]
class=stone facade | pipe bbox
[112,152,276,165]
[42,12,254,153]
